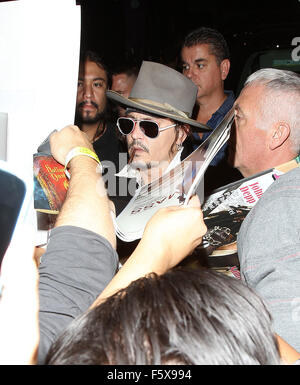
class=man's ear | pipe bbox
[269,122,290,150]
[177,124,188,145]
[220,59,230,81]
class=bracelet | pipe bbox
[64,147,102,178]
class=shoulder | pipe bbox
[272,166,300,187]
[238,167,300,266]
[251,167,300,204]
[241,168,300,228]
[221,90,235,110]
[224,90,235,102]
[250,166,300,204]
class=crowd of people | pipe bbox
[0,26,300,365]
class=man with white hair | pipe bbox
[229,68,300,352]
[229,68,300,177]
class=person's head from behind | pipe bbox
[107,61,211,182]
[229,68,300,177]
[75,51,112,126]
[46,268,280,365]
[180,27,230,101]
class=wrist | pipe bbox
[131,236,170,275]
[67,156,102,179]
[64,147,102,178]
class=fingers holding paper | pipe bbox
[140,194,207,272]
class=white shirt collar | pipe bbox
[115,148,183,187]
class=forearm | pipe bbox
[38,226,119,363]
[55,156,116,249]
[91,238,166,307]
[91,200,206,308]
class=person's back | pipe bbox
[232,68,300,352]
[45,268,281,365]
[238,166,300,352]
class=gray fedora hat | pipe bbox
[107,61,211,132]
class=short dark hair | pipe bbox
[112,65,139,79]
[46,268,280,365]
[182,27,230,64]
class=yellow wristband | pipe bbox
[64,147,102,178]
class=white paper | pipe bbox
[0,113,8,161]
[0,0,81,180]
[115,109,234,241]
[0,0,81,244]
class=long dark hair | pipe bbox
[75,50,119,136]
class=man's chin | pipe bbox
[82,118,100,124]
[81,113,100,124]
[75,110,104,125]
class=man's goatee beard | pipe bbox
[75,100,107,125]
[75,110,106,125]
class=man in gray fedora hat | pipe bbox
[107,61,211,192]
[106,61,211,260]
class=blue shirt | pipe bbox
[192,90,235,166]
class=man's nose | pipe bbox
[83,84,93,99]
[130,121,144,139]
[184,67,194,80]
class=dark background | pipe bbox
[76,0,300,93]
[1,0,299,93]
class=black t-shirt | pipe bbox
[92,121,127,173]
[92,122,132,217]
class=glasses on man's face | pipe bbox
[117,117,176,139]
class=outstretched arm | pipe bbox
[38,125,118,364]
[92,195,207,307]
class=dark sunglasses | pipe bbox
[117,117,176,139]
